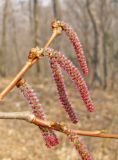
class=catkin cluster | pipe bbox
[17,81,59,148]
[17,21,94,159]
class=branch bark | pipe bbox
[0,111,118,139]
[0,111,34,121]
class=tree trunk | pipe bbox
[29,0,34,43]
[0,0,9,77]
[86,0,102,87]
[99,0,108,89]
[33,0,40,74]
[52,0,61,19]
[52,0,62,50]
[11,8,22,70]
[102,33,108,89]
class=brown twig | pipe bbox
[32,117,118,139]
[0,111,117,139]
[0,25,62,101]
[0,62,32,100]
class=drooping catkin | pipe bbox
[50,57,79,123]
[17,81,59,148]
[46,48,94,112]
[69,135,93,160]
[60,21,88,75]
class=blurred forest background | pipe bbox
[0,0,118,89]
[0,0,118,160]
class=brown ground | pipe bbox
[0,78,118,160]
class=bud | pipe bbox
[50,57,79,123]
[69,135,93,160]
[60,21,88,75]
[17,81,59,148]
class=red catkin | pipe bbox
[69,135,93,160]
[50,57,79,123]
[46,48,94,112]
[60,21,89,75]
[18,82,59,148]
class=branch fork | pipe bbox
[28,47,44,62]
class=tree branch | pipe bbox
[0,111,118,139]
[0,25,62,101]
[0,111,34,121]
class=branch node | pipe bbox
[51,20,63,35]
[28,47,44,62]
[16,79,26,87]
[100,130,108,134]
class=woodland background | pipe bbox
[0,0,118,160]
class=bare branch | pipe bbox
[0,111,34,122]
[0,26,62,101]
[32,117,118,139]
[0,111,118,139]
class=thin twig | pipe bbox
[0,111,117,139]
[0,62,32,100]
[0,27,62,101]
[32,117,118,139]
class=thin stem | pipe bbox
[0,62,32,100]
[0,111,117,139]
[44,30,58,48]
[69,129,118,139]
[32,117,118,139]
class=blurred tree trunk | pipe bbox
[102,33,107,89]
[0,0,9,77]
[33,0,40,74]
[52,0,61,19]
[29,0,34,43]
[99,0,110,89]
[11,8,21,70]
[86,0,102,87]
[52,0,62,50]
[99,0,108,90]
